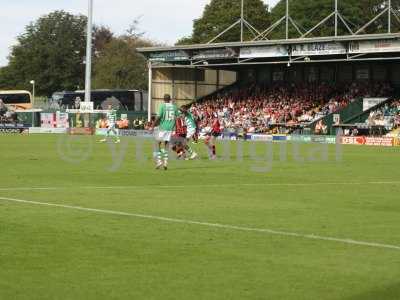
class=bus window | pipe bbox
[134,91,141,111]
[0,91,32,109]
[52,90,145,112]
[142,91,148,112]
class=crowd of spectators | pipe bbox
[95,115,146,130]
[191,82,393,134]
[0,99,18,124]
[366,99,400,130]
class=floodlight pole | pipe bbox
[241,0,244,42]
[30,80,35,126]
[335,0,338,36]
[286,0,289,39]
[84,0,93,103]
[388,0,391,33]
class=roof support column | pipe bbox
[147,61,152,122]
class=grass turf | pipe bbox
[0,134,400,300]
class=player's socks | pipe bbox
[212,145,216,156]
[155,151,163,168]
[185,145,198,160]
[161,149,168,168]
[163,155,168,170]
[185,145,194,156]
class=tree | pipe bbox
[269,0,400,39]
[6,11,87,95]
[0,66,18,90]
[93,25,114,56]
[92,19,157,90]
[92,36,154,90]
[177,0,271,44]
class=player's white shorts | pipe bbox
[187,128,196,139]
[155,130,173,142]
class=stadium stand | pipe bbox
[190,81,394,135]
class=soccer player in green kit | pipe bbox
[100,104,120,144]
[154,94,179,170]
[180,105,198,160]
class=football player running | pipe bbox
[99,104,120,144]
[180,105,198,160]
[153,94,179,170]
[205,117,221,160]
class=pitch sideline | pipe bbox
[0,195,399,251]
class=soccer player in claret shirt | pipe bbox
[172,116,187,159]
[205,117,221,160]
[153,94,179,170]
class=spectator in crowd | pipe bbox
[0,99,8,117]
[133,118,141,130]
[315,120,328,135]
[117,117,129,129]
[95,116,108,129]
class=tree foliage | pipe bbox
[178,0,400,44]
[0,12,157,95]
[4,11,87,95]
[270,0,400,39]
[93,25,114,55]
[177,0,271,44]
[92,36,153,90]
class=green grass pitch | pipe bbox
[1,134,400,300]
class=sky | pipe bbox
[0,0,280,67]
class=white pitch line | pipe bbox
[0,196,399,251]
[0,181,399,192]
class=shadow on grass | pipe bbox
[345,282,400,300]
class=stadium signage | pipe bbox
[192,48,237,60]
[288,135,312,143]
[68,128,94,135]
[0,127,28,134]
[363,98,388,111]
[95,128,118,136]
[95,129,154,138]
[239,45,288,58]
[365,137,394,147]
[0,123,28,134]
[340,136,394,146]
[0,123,26,128]
[149,51,189,62]
[287,135,337,144]
[118,130,153,137]
[79,102,94,113]
[292,42,346,56]
[272,135,287,141]
[310,136,337,144]
[349,39,400,54]
[247,134,273,142]
[29,127,67,134]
